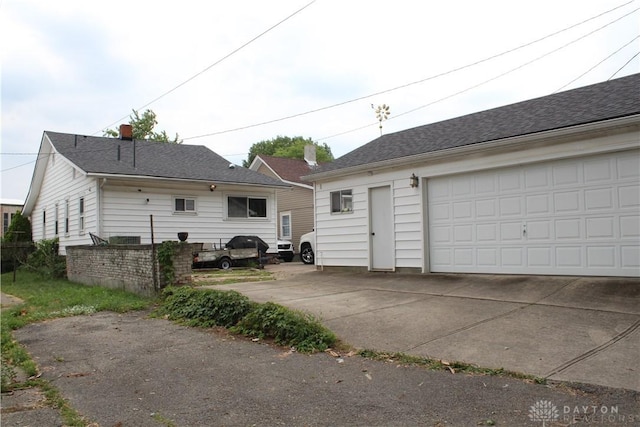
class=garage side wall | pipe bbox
[66,244,193,296]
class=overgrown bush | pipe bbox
[232,302,337,352]
[159,288,337,352]
[161,287,255,327]
[22,238,66,279]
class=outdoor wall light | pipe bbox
[209,184,217,191]
[410,173,419,188]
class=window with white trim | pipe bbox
[330,189,353,213]
[228,196,267,218]
[42,209,46,238]
[3,213,8,234]
[64,200,69,235]
[174,197,196,213]
[280,212,291,239]
[54,204,59,236]
[79,198,85,234]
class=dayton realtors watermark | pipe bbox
[529,400,638,425]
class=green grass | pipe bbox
[1,270,152,425]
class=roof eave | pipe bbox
[87,172,290,189]
[303,114,640,182]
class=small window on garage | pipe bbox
[330,189,352,213]
[174,197,196,213]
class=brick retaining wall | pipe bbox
[66,243,193,297]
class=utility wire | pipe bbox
[183,1,638,141]
[2,2,636,169]
[317,7,639,142]
[554,36,639,92]
[96,0,317,136]
[608,51,640,79]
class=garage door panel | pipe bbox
[527,220,551,240]
[617,157,640,179]
[477,248,497,266]
[555,218,581,239]
[526,194,550,215]
[585,188,614,211]
[553,163,580,186]
[554,191,581,213]
[499,171,521,191]
[476,199,497,217]
[620,215,639,238]
[556,247,582,267]
[586,217,615,238]
[525,166,549,189]
[622,246,640,268]
[587,246,616,268]
[427,150,640,277]
[528,247,552,267]
[619,185,639,208]
[499,197,522,216]
[584,158,612,183]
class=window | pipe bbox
[43,210,46,238]
[3,213,8,234]
[174,197,196,213]
[64,200,69,234]
[330,189,353,213]
[54,204,59,236]
[228,196,267,218]
[79,198,85,234]
[280,212,291,239]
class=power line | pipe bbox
[554,36,639,92]
[318,7,640,142]
[608,51,640,79]
[96,0,317,136]
[182,1,638,141]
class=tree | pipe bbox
[243,136,333,167]
[104,109,181,143]
[3,211,32,243]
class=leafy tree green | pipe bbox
[104,109,181,143]
[243,136,333,167]
[3,211,31,243]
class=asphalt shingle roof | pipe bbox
[46,132,287,187]
[256,155,318,185]
[314,73,640,175]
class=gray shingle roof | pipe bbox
[46,132,287,187]
[313,73,640,175]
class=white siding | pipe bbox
[313,128,640,276]
[30,150,97,254]
[101,183,279,251]
[314,170,423,268]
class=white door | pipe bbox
[370,186,394,270]
[427,151,640,277]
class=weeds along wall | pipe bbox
[66,243,194,297]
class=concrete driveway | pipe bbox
[215,264,640,391]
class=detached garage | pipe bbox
[305,74,640,277]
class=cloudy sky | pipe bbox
[2,0,638,202]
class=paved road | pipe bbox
[7,310,640,426]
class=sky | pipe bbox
[1,0,639,202]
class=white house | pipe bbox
[304,74,640,277]
[22,126,289,254]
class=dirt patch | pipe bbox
[0,292,24,308]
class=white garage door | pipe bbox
[427,151,640,277]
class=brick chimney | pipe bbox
[119,124,133,140]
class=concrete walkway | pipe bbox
[214,264,640,391]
